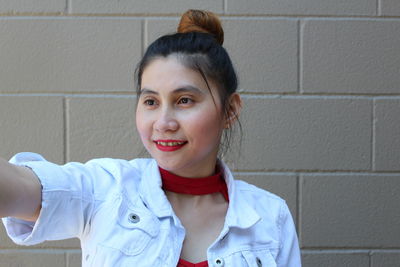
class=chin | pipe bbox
[156,159,182,171]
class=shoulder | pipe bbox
[83,157,154,177]
[234,179,289,224]
[81,157,155,189]
[235,179,285,204]
[63,157,158,202]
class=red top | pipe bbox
[159,167,229,267]
[177,258,209,267]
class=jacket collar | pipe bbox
[138,159,175,218]
[219,160,261,230]
[138,159,261,229]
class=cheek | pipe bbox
[135,111,150,141]
[186,110,224,142]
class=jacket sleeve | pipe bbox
[2,152,113,246]
[276,201,302,267]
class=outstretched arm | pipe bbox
[0,157,41,222]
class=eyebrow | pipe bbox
[140,86,205,96]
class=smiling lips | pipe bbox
[154,140,188,152]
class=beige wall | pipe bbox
[1,1,400,267]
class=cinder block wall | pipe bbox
[1,1,399,267]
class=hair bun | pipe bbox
[177,9,224,45]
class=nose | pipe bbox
[154,108,179,133]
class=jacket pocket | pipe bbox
[97,200,160,256]
[242,249,277,267]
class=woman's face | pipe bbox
[136,55,225,177]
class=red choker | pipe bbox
[159,167,229,202]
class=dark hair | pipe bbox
[135,10,241,156]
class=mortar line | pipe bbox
[297,20,302,94]
[3,92,400,98]
[66,0,71,14]
[296,173,300,238]
[64,97,69,163]
[233,170,400,175]
[1,13,400,19]
[298,174,303,247]
[304,248,389,252]
[240,92,400,97]
[64,0,67,14]
[302,248,400,252]
[62,97,67,164]
[372,99,376,171]
[223,0,228,14]
[0,249,82,253]
[142,18,147,54]
[4,92,400,98]
[377,0,381,16]
[0,93,137,97]
[369,250,372,267]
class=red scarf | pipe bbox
[159,167,229,202]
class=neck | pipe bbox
[166,191,225,208]
[160,160,218,178]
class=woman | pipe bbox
[0,10,301,267]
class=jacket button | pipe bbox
[256,257,262,267]
[214,257,224,266]
[128,213,140,223]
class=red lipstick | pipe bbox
[154,139,187,152]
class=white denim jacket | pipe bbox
[3,152,301,267]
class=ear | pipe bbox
[224,93,242,129]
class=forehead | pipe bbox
[141,55,214,92]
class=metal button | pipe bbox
[214,257,224,266]
[128,213,140,223]
[256,257,262,267]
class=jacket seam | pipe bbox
[220,245,280,258]
[278,201,285,250]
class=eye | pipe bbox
[141,98,159,109]
[177,97,193,105]
[144,99,156,106]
